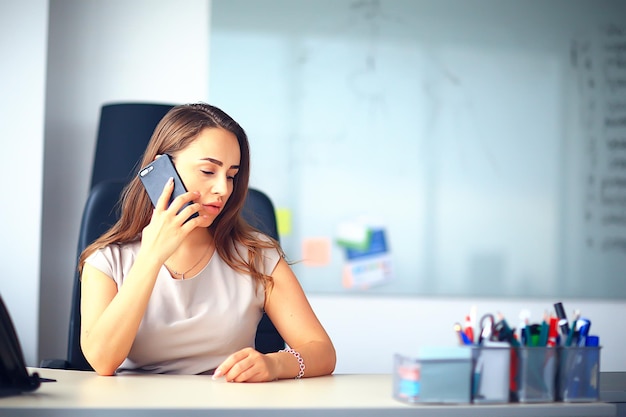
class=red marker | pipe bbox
[547,316,559,347]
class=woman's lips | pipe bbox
[203,203,222,215]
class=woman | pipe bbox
[79,103,336,381]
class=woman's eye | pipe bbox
[200,170,214,175]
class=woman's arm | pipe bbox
[80,252,162,376]
[265,258,336,378]
[214,257,336,382]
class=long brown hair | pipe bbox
[79,103,281,290]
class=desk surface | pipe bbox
[0,368,616,417]
[602,372,626,403]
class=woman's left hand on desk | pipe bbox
[212,347,278,383]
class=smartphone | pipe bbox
[138,154,199,221]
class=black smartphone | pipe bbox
[138,154,199,221]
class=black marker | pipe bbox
[554,302,570,340]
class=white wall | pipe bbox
[39,0,210,364]
[0,0,48,366]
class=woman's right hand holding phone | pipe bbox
[140,177,207,264]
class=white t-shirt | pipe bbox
[85,238,281,375]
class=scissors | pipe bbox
[478,313,496,345]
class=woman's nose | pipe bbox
[211,175,228,195]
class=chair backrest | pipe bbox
[90,103,174,189]
[243,189,284,354]
[66,180,284,370]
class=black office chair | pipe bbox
[90,103,174,189]
[41,180,284,370]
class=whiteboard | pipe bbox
[209,0,626,298]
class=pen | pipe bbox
[538,312,549,346]
[454,322,473,345]
[520,325,528,346]
[464,315,475,344]
[518,309,531,346]
[527,324,541,347]
[565,310,580,347]
[576,318,591,347]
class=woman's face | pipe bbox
[172,127,241,224]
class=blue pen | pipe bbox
[576,319,591,347]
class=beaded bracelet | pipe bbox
[279,348,305,379]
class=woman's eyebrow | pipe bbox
[201,157,240,170]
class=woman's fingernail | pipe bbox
[212,369,222,380]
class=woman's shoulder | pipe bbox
[93,239,141,258]
[85,239,141,271]
[251,230,275,244]
[233,230,283,272]
[233,230,279,253]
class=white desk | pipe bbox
[0,368,616,417]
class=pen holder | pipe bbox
[511,346,557,403]
[393,351,472,404]
[471,344,510,403]
[556,346,601,402]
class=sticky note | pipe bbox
[342,265,354,288]
[276,208,292,236]
[302,237,332,267]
